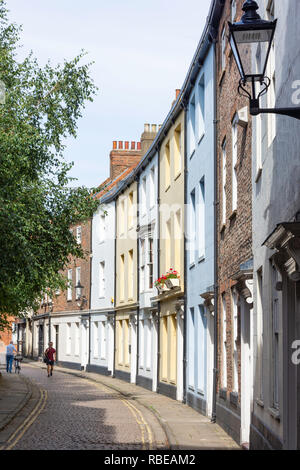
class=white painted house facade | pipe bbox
[136,151,159,392]
[89,197,116,376]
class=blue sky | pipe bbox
[8,0,212,188]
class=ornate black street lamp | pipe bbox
[228,0,300,120]
[75,280,87,310]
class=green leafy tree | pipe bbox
[0,1,100,326]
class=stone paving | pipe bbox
[0,361,240,451]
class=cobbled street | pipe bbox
[11,364,152,450]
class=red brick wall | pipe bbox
[37,219,92,314]
[216,0,253,400]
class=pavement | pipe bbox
[0,360,240,450]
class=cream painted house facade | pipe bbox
[158,109,185,401]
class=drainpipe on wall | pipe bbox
[211,39,219,424]
[88,218,92,367]
[136,176,140,382]
[112,199,117,378]
[156,146,161,394]
[182,100,188,404]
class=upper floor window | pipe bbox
[189,95,196,156]
[128,191,134,228]
[198,76,205,140]
[148,238,154,289]
[189,189,196,265]
[165,141,171,190]
[128,249,134,299]
[232,115,238,212]
[198,178,205,259]
[120,199,125,235]
[76,226,82,244]
[174,124,182,177]
[149,167,155,208]
[140,239,145,293]
[222,139,227,225]
[141,177,146,215]
[221,25,226,71]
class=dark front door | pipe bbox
[38,324,44,357]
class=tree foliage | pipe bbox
[0,1,100,323]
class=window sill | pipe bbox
[188,385,195,392]
[256,398,264,408]
[268,407,280,421]
[189,149,196,160]
[220,223,226,233]
[229,210,237,221]
[198,132,205,145]
[219,69,226,86]
[198,255,205,264]
[189,262,196,270]
[99,296,105,300]
[128,297,134,302]
[255,167,262,183]
[165,184,171,193]
[174,171,182,182]
[196,389,205,396]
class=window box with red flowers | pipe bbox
[165,269,180,289]
[155,275,169,294]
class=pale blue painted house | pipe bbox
[185,12,216,418]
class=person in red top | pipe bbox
[44,342,56,377]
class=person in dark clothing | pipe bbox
[44,342,56,377]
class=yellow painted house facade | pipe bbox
[115,179,138,383]
[158,108,185,401]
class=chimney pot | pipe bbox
[125,141,129,150]
[144,123,150,132]
[131,141,136,150]
[176,89,180,99]
[151,124,157,133]
[137,142,141,150]
[118,141,123,150]
[113,141,117,150]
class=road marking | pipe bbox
[0,389,48,451]
[122,398,153,450]
[20,364,155,450]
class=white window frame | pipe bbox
[232,114,238,212]
[222,140,227,226]
[198,178,205,259]
[222,295,227,389]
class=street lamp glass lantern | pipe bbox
[228,0,277,83]
[75,280,83,299]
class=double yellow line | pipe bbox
[0,388,48,451]
[121,398,153,450]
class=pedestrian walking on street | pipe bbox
[6,341,17,373]
[44,342,56,377]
